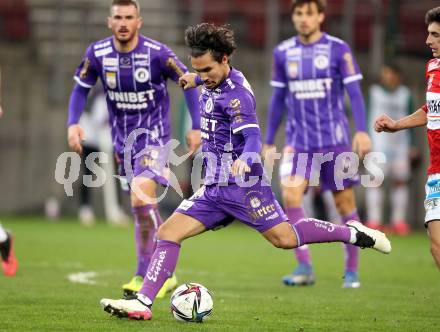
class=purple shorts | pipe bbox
[117,144,170,188]
[176,180,288,233]
[286,145,360,192]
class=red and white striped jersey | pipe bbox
[424,58,440,174]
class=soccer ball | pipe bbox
[170,282,213,322]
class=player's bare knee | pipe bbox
[282,188,303,208]
[157,223,181,243]
[270,234,298,249]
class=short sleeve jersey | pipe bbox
[271,33,363,151]
[74,35,188,154]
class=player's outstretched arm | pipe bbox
[0,105,3,119]
[374,108,427,133]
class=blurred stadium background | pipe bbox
[0,0,438,225]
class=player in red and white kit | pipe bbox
[375,6,440,269]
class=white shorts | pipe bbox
[424,173,440,224]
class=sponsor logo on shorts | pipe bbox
[178,199,194,211]
[249,203,277,221]
[266,212,280,221]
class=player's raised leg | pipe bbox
[263,217,391,254]
[101,212,206,320]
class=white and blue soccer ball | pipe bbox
[170,282,213,322]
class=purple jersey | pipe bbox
[271,33,363,150]
[74,35,188,155]
[199,68,262,185]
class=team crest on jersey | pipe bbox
[288,61,298,78]
[135,67,150,83]
[249,197,261,209]
[106,71,117,89]
[314,54,329,70]
[205,97,214,113]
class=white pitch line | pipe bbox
[67,271,99,285]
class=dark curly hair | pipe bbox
[184,23,237,63]
[426,6,440,25]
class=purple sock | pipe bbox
[286,207,312,266]
[292,218,351,246]
[132,205,163,277]
[341,211,360,273]
[139,240,180,303]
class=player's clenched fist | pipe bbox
[374,114,399,133]
[231,159,251,176]
[68,124,85,154]
[186,129,201,154]
[179,73,198,90]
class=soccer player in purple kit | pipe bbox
[67,0,201,297]
[99,23,390,321]
[263,0,372,288]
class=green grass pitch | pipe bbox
[0,217,439,331]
